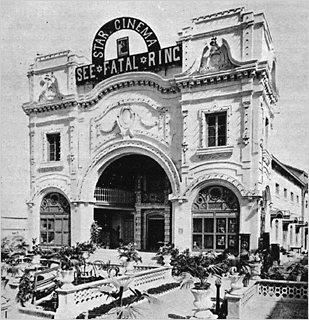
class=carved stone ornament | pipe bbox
[117,105,136,137]
[183,37,240,76]
[199,37,236,73]
[38,72,63,102]
[92,101,167,149]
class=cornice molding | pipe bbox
[22,72,180,116]
[22,64,277,115]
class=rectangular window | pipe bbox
[47,133,60,161]
[275,183,280,195]
[192,215,238,251]
[206,112,227,147]
[284,188,287,199]
[291,192,294,202]
[296,195,299,204]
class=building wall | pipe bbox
[12,7,308,253]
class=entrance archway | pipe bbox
[40,192,70,246]
[192,185,240,253]
[94,154,172,250]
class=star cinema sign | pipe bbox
[75,17,182,85]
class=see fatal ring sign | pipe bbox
[75,17,182,85]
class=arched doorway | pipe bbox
[192,186,240,253]
[40,192,70,246]
[94,154,172,250]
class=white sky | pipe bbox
[0,0,308,218]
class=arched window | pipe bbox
[192,186,239,252]
[40,192,70,246]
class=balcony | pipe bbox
[94,188,135,206]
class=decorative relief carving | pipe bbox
[91,100,169,151]
[242,101,250,145]
[199,37,236,73]
[38,72,63,102]
[69,124,76,173]
[182,110,188,162]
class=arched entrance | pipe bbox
[40,192,70,246]
[192,185,240,253]
[94,154,171,250]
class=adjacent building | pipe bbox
[13,7,308,253]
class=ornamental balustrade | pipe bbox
[54,265,172,319]
[226,279,308,319]
[94,187,135,205]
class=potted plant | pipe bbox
[16,269,34,307]
[56,245,82,289]
[153,243,178,266]
[247,250,262,280]
[171,249,222,319]
[90,221,102,247]
[239,264,251,287]
[118,243,142,274]
[30,238,43,266]
[287,262,308,281]
[93,276,158,319]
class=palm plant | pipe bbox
[90,221,102,246]
[171,249,222,290]
[95,277,158,319]
[16,269,34,307]
[118,243,142,263]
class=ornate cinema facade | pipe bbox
[21,8,308,253]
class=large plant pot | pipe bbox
[164,254,172,267]
[58,269,75,289]
[229,275,244,292]
[249,262,261,280]
[125,261,135,274]
[32,254,41,267]
[191,287,218,319]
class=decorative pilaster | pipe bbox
[164,208,170,244]
[29,129,36,194]
[135,208,142,250]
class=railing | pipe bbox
[257,279,308,299]
[141,191,167,204]
[226,279,308,319]
[54,265,173,319]
[94,188,135,205]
